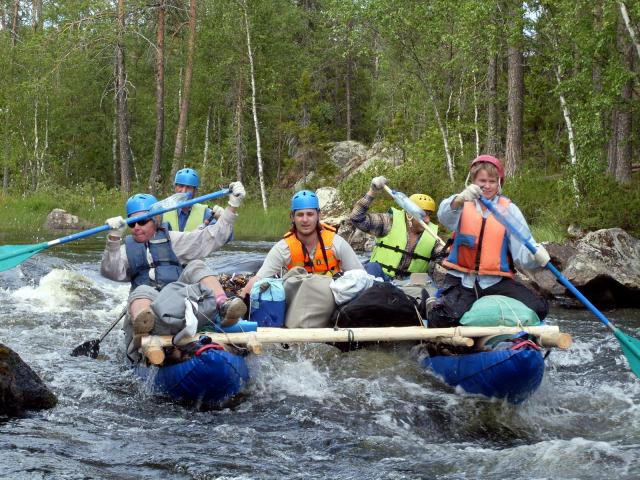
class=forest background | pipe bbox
[1,0,639,241]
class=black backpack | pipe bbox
[331,282,422,329]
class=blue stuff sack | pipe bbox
[249,278,286,327]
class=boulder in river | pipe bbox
[0,344,57,417]
[519,242,578,300]
[44,208,92,231]
[561,228,640,308]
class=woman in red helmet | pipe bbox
[428,155,550,328]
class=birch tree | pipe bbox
[240,0,267,210]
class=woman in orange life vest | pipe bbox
[427,155,551,328]
[241,190,364,297]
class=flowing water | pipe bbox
[1,237,639,479]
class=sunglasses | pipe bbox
[129,218,151,227]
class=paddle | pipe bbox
[479,195,640,378]
[0,188,231,272]
[71,308,127,358]
[383,185,446,247]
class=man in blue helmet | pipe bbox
[101,182,247,355]
[240,189,363,297]
[163,168,227,233]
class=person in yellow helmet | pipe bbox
[349,176,440,281]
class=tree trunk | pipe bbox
[473,71,480,157]
[115,0,132,194]
[554,66,579,203]
[619,1,640,61]
[505,44,523,177]
[3,0,20,193]
[615,13,633,184]
[233,79,245,183]
[486,53,499,156]
[113,90,119,187]
[171,0,197,182]
[456,78,464,159]
[345,19,353,141]
[607,110,618,176]
[203,104,211,168]
[149,0,165,194]
[242,0,267,209]
[32,0,42,32]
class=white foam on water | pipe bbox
[11,269,92,312]
[463,436,637,478]
[250,347,334,401]
[550,338,595,366]
[10,268,125,314]
[262,357,331,400]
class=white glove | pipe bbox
[210,204,224,220]
[106,216,126,239]
[370,176,388,192]
[228,181,246,207]
[455,184,482,203]
[533,244,550,267]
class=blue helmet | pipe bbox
[291,190,319,211]
[175,168,200,188]
[126,193,158,217]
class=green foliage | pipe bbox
[0,0,638,240]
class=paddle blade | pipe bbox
[71,339,101,358]
[390,190,425,219]
[614,329,640,379]
[0,242,49,272]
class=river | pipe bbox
[1,237,639,479]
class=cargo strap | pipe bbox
[510,338,540,351]
[195,343,225,356]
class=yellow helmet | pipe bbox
[409,193,436,214]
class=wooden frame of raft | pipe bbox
[138,325,572,365]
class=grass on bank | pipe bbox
[0,185,292,241]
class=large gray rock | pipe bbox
[0,344,57,417]
[341,142,404,178]
[44,208,91,230]
[519,242,578,299]
[561,228,640,308]
[293,172,315,191]
[328,141,368,168]
[317,187,345,218]
[338,219,375,252]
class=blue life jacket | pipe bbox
[124,225,183,290]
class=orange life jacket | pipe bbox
[442,196,514,277]
[283,223,341,275]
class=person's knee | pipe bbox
[180,259,215,284]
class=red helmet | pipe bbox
[470,155,505,182]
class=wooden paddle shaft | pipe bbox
[140,325,563,349]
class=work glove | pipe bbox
[228,181,246,208]
[533,244,550,267]
[210,204,224,220]
[455,184,482,203]
[106,216,126,239]
[370,175,388,192]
